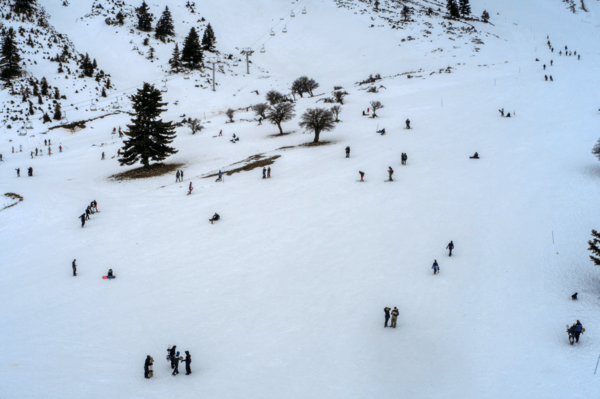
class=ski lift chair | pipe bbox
[270,29,275,36]
[18,124,27,136]
[90,99,97,111]
[25,120,33,129]
[260,45,266,53]
[283,25,287,33]
[291,11,295,17]
[302,7,307,14]
[161,81,168,92]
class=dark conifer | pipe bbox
[102,87,107,97]
[201,23,216,53]
[154,6,175,42]
[40,76,48,95]
[135,1,154,32]
[53,102,62,120]
[42,112,51,123]
[116,10,125,25]
[446,0,460,18]
[481,10,490,22]
[54,87,60,99]
[13,0,36,15]
[0,27,23,82]
[459,0,471,17]
[119,83,178,168]
[80,53,94,77]
[181,27,203,69]
[169,43,181,72]
[588,230,600,266]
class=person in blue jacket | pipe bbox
[574,320,583,343]
[432,260,439,274]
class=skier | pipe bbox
[387,167,394,181]
[499,108,504,117]
[15,168,20,177]
[432,260,439,274]
[72,259,77,276]
[183,351,192,375]
[267,167,271,178]
[107,269,114,278]
[216,170,223,182]
[571,292,578,300]
[144,355,153,379]
[262,167,266,179]
[101,152,105,160]
[187,182,193,195]
[59,145,62,153]
[470,152,479,159]
[446,241,454,256]
[28,167,33,176]
[405,119,410,129]
[345,146,350,158]
[377,128,386,135]
[172,352,181,376]
[210,213,220,224]
[180,170,184,180]
[79,213,86,228]
[390,307,399,328]
[384,307,391,328]
[176,170,181,182]
[359,171,365,182]
[401,153,407,165]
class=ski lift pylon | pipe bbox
[260,45,265,53]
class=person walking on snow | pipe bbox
[543,64,546,70]
[176,170,180,182]
[219,130,222,136]
[550,76,553,81]
[172,352,181,375]
[59,145,62,153]
[216,170,223,182]
[359,171,365,182]
[15,168,20,177]
[401,153,407,165]
[183,351,192,375]
[180,170,184,180]
[345,146,350,158]
[446,241,454,256]
[262,167,266,179]
[168,345,177,366]
[267,167,271,178]
[388,167,394,181]
[405,119,411,129]
[384,307,391,328]
[144,355,153,379]
[72,259,77,276]
[101,152,105,160]
[28,167,33,176]
[574,320,583,343]
[550,60,553,66]
[545,75,548,81]
[187,182,193,195]
[390,307,399,328]
[432,260,439,274]
[80,213,86,228]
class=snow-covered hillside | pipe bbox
[2,0,600,398]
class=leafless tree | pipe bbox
[370,100,384,118]
[333,90,348,105]
[299,108,336,143]
[266,102,296,134]
[187,118,204,134]
[225,108,235,123]
[330,105,342,122]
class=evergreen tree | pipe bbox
[42,112,51,123]
[446,0,460,18]
[0,27,23,82]
[14,0,36,15]
[40,76,48,95]
[119,83,178,168]
[116,10,125,25]
[181,27,203,69]
[169,43,181,72]
[588,230,600,266]
[481,10,490,22]
[201,23,216,53]
[592,138,600,161]
[54,87,60,100]
[101,87,107,97]
[459,0,471,17]
[401,5,412,21]
[154,6,175,42]
[80,53,94,77]
[136,1,154,32]
[53,102,62,120]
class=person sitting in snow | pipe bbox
[470,152,479,159]
[209,213,220,224]
[107,269,114,278]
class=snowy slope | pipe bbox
[2,0,600,398]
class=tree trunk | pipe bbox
[277,122,283,134]
[313,129,321,143]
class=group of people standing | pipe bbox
[175,169,185,182]
[262,167,271,179]
[79,200,98,227]
[159,345,192,377]
[384,307,400,328]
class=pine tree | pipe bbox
[54,87,60,100]
[119,83,178,168]
[102,87,107,97]
[592,138,600,161]
[181,27,203,69]
[481,10,490,22]
[588,230,600,266]
[116,10,125,25]
[154,6,175,42]
[446,0,460,18]
[201,23,216,53]
[169,43,181,72]
[0,27,23,82]
[14,0,36,15]
[401,5,412,21]
[136,1,154,32]
[53,102,62,120]
[80,53,94,77]
[40,76,48,95]
[459,0,471,17]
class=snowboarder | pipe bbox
[180,170,184,180]
[571,292,578,300]
[210,213,220,224]
[107,269,114,278]
[216,170,223,182]
[187,182,193,195]
[401,153,407,165]
[80,214,86,228]
[262,167,266,179]
[172,352,181,375]
[176,170,181,182]
[101,152,105,160]
[470,152,479,159]
[183,351,192,375]
[446,241,454,256]
[144,355,153,378]
[345,146,350,158]
[267,167,271,178]
[405,119,410,129]
[27,167,33,176]
[387,167,394,181]
[432,260,439,274]
[15,168,20,177]
[499,108,504,117]
[384,307,391,328]
[72,259,77,276]
[359,171,365,182]
[390,307,399,328]
[377,128,385,135]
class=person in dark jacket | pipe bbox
[470,152,479,159]
[446,241,454,256]
[168,345,177,367]
[176,170,181,182]
[401,153,407,165]
[432,260,439,274]
[359,171,365,182]
[262,167,266,179]
[210,213,220,224]
[85,207,91,220]
[144,355,153,378]
[574,320,583,343]
[405,119,410,129]
[172,351,181,375]
[183,351,192,375]
[107,269,114,278]
[80,214,86,227]
[571,292,578,300]
[345,146,350,158]
[15,168,20,177]
[28,167,33,176]
[384,307,391,328]
[72,259,77,276]
[390,307,399,328]
[388,167,394,181]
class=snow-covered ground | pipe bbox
[1,0,600,398]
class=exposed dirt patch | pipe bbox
[110,163,184,181]
[1,193,24,212]
[300,141,334,147]
[48,111,125,133]
[204,154,281,178]
[277,146,295,150]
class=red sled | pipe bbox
[102,276,116,279]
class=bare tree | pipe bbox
[330,105,342,122]
[266,102,296,134]
[401,5,412,21]
[333,90,348,105]
[225,108,235,123]
[291,77,307,98]
[187,118,204,134]
[305,78,319,97]
[299,108,336,143]
[266,90,285,105]
[370,100,384,118]
[592,138,600,161]
[254,102,269,119]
